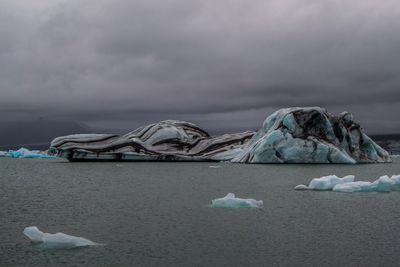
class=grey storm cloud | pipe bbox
[0,0,399,134]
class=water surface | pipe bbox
[1,158,400,266]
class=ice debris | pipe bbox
[294,175,355,190]
[211,193,263,208]
[23,226,97,248]
[5,148,55,159]
[208,165,221,168]
[295,174,400,193]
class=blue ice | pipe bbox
[6,148,55,159]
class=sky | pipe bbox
[1,0,399,135]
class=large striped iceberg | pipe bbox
[49,107,391,163]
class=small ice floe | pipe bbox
[0,151,7,157]
[295,174,400,193]
[294,175,354,190]
[392,154,400,158]
[211,193,263,208]
[293,184,309,190]
[6,148,55,159]
[23,226,97,249]
[208,165,221,168]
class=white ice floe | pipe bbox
[211,193,263,208]
[0,151,7,157]
[294,175,355,190]
[5,148,55,159]
[296,174,400,193]
[333,175,400,193]
[208,165,221,168]
[293,184,309,190]
[23,226,97,248]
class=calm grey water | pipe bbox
[1,158,400,267]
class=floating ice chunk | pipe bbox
[211,193,263,208]
[6,148,55,159]
[209,165,221,168]
[298,174,400,193]
[391,175,400,189]
[333,175,399,193]
[0,151,7,157]
[309,175,355,190]
[24,226,44,242]
[23,226,97,248]
[332,181,373,193]
[370,175,396,192]
[295,175,355,190]
[294,184,309,190]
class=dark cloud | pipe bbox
[0,0,399,135]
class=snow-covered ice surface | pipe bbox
[4,148,55,159]
[211,193,263,208]
[296,174,400,193]
[23,226,97,249]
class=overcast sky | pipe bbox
[1,0,399,134]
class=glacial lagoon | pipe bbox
[2,157,400,266]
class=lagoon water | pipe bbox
[1,157,400,266]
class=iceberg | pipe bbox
[295,175,355,190]
[211,193,263,208]
[296,174,400,193]
[232,107,391,163]
[49,107,390,164]
[5,148,55,159]
[50,120,254,162]
[23,226,97,249]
